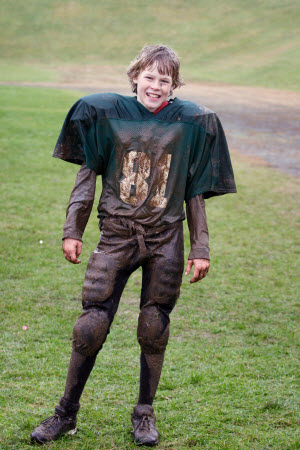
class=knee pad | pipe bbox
[137,305,170,354]
[72,308,110,357]
[143,262,183,308]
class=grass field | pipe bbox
[1,0,300,90]
[0,86,299,449]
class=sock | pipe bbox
[138,351,165,405]
[61,350,96,408]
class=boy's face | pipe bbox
[133,65,173,112]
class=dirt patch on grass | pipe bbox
[2,64,299,176]
[181,83,300,177]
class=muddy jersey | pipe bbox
[53,94,236,226]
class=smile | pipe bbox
[146,93,160,99]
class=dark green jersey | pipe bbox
[54,94,236,226]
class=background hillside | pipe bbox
[1,0,299,90]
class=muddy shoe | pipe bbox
[31,405,78,444]
[131,404,159,446]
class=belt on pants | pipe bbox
[102,216,180,260]
[134,224,147,259]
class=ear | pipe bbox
[169,85,175,97]
[132,80,138,93]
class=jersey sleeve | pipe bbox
[53,99,107,175]
[63,162,96,241]
[186,194,210,260]
[185,113,237,200]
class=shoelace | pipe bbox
[138,415,151,432]
[40,413,62,429]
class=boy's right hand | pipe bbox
[62,238,82,264]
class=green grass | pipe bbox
[0,63,59,83]
[0,86,299,449]
[1,0,300,91]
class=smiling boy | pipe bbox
[133,66,172,112]
[31,45,236,446]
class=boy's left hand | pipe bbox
[185,258,210,283]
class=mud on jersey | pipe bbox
[53,94,236,226]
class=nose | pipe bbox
[150,79,160,90]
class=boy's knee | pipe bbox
[72,308,110,357]
[137,305,170,354]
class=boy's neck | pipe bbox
[153,101,169,115]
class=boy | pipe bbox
[31,45,236,446]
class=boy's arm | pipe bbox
[185,194,210,283]
[62,162,96,264]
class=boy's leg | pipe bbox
[31,261,132,444]
[62,250,135,404]
[60,269,130,408]
[132,223,184,445]
[32,221,140,444]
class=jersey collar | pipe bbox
[133,96,178,118]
